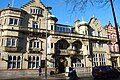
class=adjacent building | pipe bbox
[104,22,120,67]
[0,0,111,73]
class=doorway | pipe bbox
[56,57,67,73]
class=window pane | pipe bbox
[63,28,65,32]
[36,62,39,68]
[14,19,18,25]
[7,38,11,46]
[18,56,21,61]
[17,62,20,68]
[36,57,39,61]
[28,62,32,68]
[51,25,53,30]
[12,39,15,46]
[37,42,39,48]
[8,62,12,68]
[32,62,35,68]
[33,9,35,13]
[28,56,32,68]
[9,18,13,24]
[13,62,16,68]
[1,39,4,46]
[33,22,39,28]
[60,27,62,32]
[33,56,35,61]
[34,42,36,47]
[56,27,59,31]
[20,20,23,26]
[28,56,31,61]
[51,43,53,48]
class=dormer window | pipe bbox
[30,8,43,15]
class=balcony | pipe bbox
[67,49,83,55]
[57,49,83,56]
[59,49,69,56]
[29,48,42,53]
[1,46,22,52]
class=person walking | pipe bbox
[68,67,78,80]
[38,66,42,76]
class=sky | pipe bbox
[0,0,120,27]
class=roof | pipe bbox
[0,7,27,14]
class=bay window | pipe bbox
[1,38,17,47]
[28,56,40,69]
[8,56,21,69]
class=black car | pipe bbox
[92,65,120,78]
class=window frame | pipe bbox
[9,18,18,26]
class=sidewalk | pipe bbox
[0,70,92,80]
[0,74,69,80]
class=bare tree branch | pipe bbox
[64,0,116,12]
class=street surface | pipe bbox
[0,76,120,80]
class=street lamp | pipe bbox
[109,0,120,53]
[45,6,52,79]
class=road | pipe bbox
[1,76,120,80]
[80,77,120,80]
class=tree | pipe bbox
[64,0,115,12]
[64,0,120,61]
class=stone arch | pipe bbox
[72,40,82,50]
[56,38,69,49]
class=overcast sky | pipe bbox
[0,0,120,26]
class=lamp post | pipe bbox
[109,0,120,53]
[45,6,52,79]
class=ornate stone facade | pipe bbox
[0,0,111,73]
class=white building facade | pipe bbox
[0,0,111,73]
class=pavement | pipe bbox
[0,70,92,80]
[0,74,69,80]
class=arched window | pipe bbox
[17,56,21,68]
[36,57,39,68]
[8,56,12,68]
[13,56,16,68]
[28,56,32,69]
[32,56,35,68]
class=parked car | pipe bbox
[92,65,120,78]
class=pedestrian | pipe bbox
[39,66,42,76]
[68,67,78,80]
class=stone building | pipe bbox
[104,22,120,67]
[0,0,111,73]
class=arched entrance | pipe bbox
[54,39,69,73]
[57,57,68,73]
[55,57,68,73]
